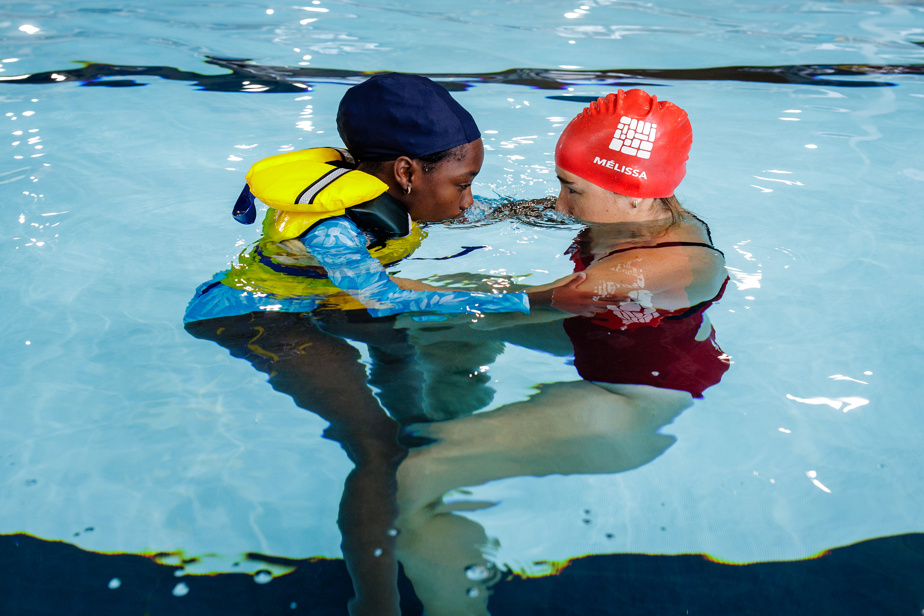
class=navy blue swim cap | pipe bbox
[337,73,480,161]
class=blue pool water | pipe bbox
[2,1,924,614]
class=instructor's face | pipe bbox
[406,139,484,222]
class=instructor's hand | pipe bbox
[526,273,621,316]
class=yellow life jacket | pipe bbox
[247,147,388,242]
[221,147,426,306]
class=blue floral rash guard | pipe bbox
[184,216,531,323]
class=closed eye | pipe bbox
[557,175,579,194]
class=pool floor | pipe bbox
[4,532,923,615]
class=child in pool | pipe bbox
[184,73,605,326]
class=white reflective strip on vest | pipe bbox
[295,166,351,205]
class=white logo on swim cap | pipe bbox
[608,116,656,160]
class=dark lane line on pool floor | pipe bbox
[2,56,923,93]
[2,532,922,615]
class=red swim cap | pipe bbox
[555,89,692,198]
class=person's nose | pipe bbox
[554,190,567,212]
[461,188,475,210]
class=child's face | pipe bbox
[405,140,484,222]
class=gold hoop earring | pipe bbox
[404,184,412,195]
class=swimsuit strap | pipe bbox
[602,241,725,259]
[665,275,730,321]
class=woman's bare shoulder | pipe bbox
[582,218,727,308]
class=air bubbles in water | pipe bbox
[108,578,121,590]
[172,582,189,597]
[254,570,273,584]
[467,587,481,598]
[465,564,491,581]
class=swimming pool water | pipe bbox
[2,1,924,614]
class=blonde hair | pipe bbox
[658,195,693,227]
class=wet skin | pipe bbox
[392,139,485,222]
[555,165,659,224]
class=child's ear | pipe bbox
[392,156,419,191]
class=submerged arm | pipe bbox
[302,218,531,317]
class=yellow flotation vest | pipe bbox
[221,147,426,308]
